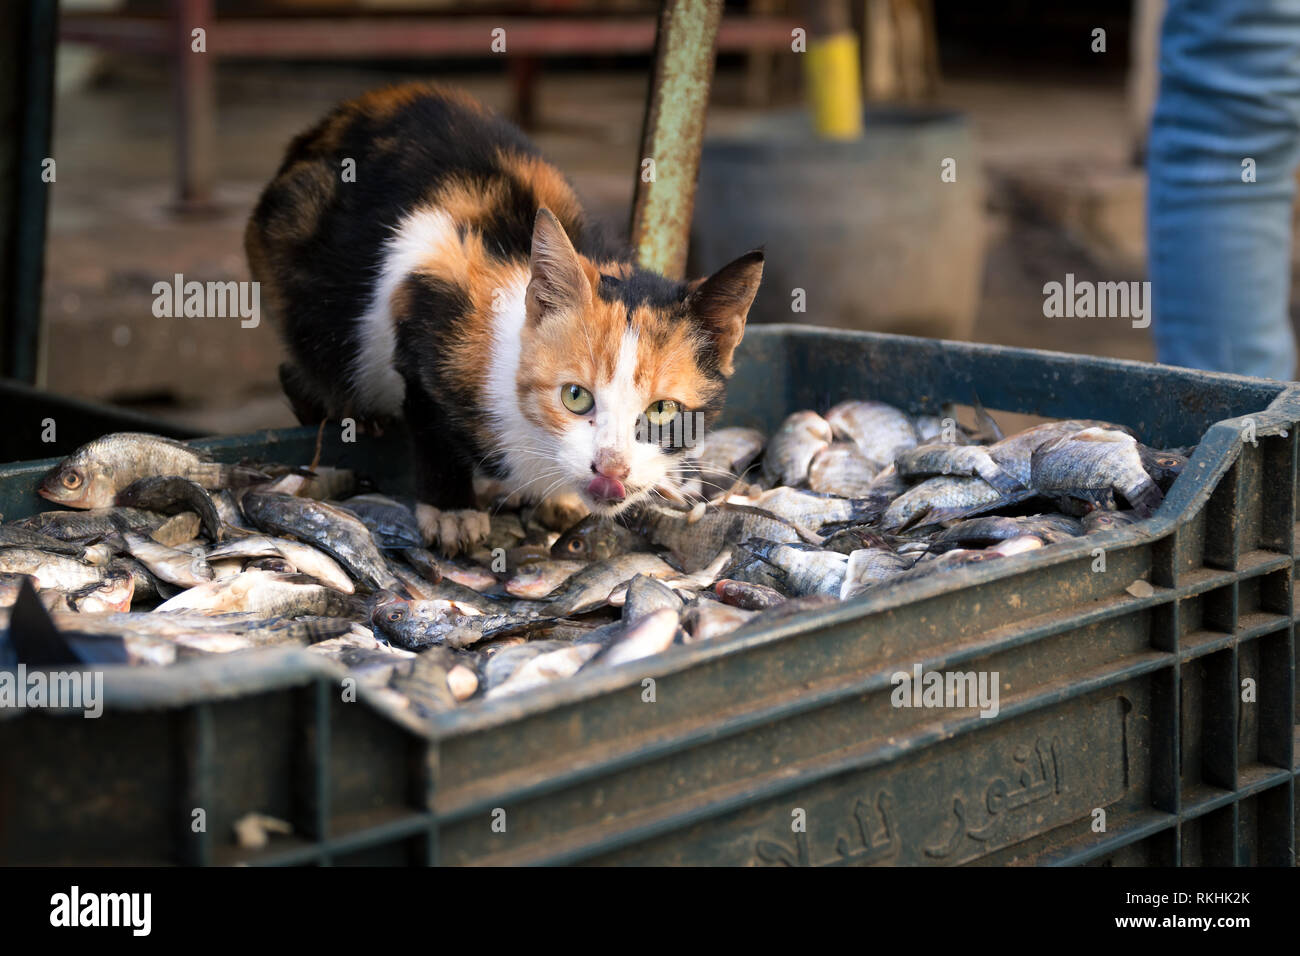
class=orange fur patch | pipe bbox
[514,290,719,435]
[496,151,583,229]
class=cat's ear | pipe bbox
[685,250,764,376]
[526,208,593,325]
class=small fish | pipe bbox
[839,548,917,600]
[593,608,680,667]
[241,492,401,592]
[0,525,94,557]
[487,642,603,697]
[62,571,136,613]
[503,559,586,599]
[154,571,363,617]
[621,574,685,622]
[482,640,569,692]
[206,534,355,593]
[627,501,806,572]
[371,592,554,651]
[609,549,730,605]
[1138,446,1188,491]
[895,443,1023,495]
[543,552,680,615]
[0,549,113,592]
[713,578,787,610]
[550,515,653,562]
[726,486,870,531]
[740,539,848,598]
[14,507,174,543]
[880,475,1007,532]
[825,400,918,468]
[807,444,878,497]
[438,557,499,593]
[929,514,1084,551]
[683,600,756,641]
[680,426,766,498]
[762,411,833,486]
[38,432,267,509]
[1030,428,1164,517]
[340,493,423,549]
[115,530,213,588]
[114,475,223,541]
[389,647,461,715]
[989,420,1134,487]
[396,547,443,585]
[717,548,791,593]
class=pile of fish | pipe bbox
[0,405,1189,717]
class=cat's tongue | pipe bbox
[586,475,626,503]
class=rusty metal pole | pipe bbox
[629,0,724,281]
[173,0,216,211]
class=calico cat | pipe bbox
[246,83,763,552]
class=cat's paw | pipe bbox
[532,492,590,532]
[415,505,492,557]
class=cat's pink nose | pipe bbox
[587,475,626,502]
[592,455,629,481]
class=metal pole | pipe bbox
[629,0,724,281]
[0,0,58,385]
[173,0,216,211]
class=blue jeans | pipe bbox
[1147,0,1300,381]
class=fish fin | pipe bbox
[941,488,1042,523]
[1123,479,1164,519]
[971,390,1004,442]
[218,463,274,488]
[979,467,1026,496]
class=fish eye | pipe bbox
[386,607,405,623]
[644,399,679,426]
[61,470,83,489]
[1158,457,1179,467]
[560,384,594,415]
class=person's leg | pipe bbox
[1147,0,1300,380]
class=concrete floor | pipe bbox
[40,59,1168,433]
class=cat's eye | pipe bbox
[561,384,594,414]
[644,399,679,426]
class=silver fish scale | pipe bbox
[826,401,918,468]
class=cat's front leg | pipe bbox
[402,387,491,556]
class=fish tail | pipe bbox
[217,463,274,488]
[979,465,1025,496]
[1124,478,1164,519]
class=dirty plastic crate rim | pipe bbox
[2,326,1293,742]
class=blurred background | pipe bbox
[16,0,1253,434]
